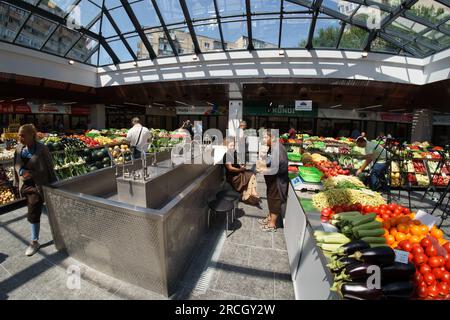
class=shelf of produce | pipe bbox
[0,197,26,215]
[283,183,339,300]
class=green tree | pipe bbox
[410,5,445,24]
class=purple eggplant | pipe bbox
[381,262,415,282]
[339,282,383,300]
[350,246,395,265]
[381,281,414,299]
[335,240,370,256]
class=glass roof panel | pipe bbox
[194,23,223,51]
[250,0,281,14]
[66,35,99,62]
[98,44,113,66]
[280,18,311,48]
[108,5,135,34]
[145,29,176,56]
[107,38,133,62]
[101,14,119,38]
[125,34,149,60]
[422,29,450,48]
[171,27,196,54]
[104,0,122,9]
[352,5,389,27]
[38,0,78,17]
[221,20,248,50]
[323,0,359,18]
[408,0,450,26]
[67,0,102,29]
[154,0,185,25]
[252,18,280,48]
[185,0,217,20]
[42,25,79,55]
[370,0,402,10]
[338,24,368,49]
[444,19,450,32]
[408,40,433,55]
[15,14,57,49]
[370,36,400,53]
[312,18,342,48]
[386,16,428,37]
[0,2,29,42]
[283,0,311,11]
[128,0,160,29]
[23,0,40,4]
[216,0,246,17]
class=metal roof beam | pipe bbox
[120,0,157,60]
[306,0,323,50]
[102,7,137,60]
[151,0,178,56]
[179,0,201,54]
[379,0,418,30]
[402,11,450,37]
[4,0,65,24]
[213,0,226,50]
[384,28,442,51]
[245,0,254,51]
[378,32,421,56]
[278,0,284,48]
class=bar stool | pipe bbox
[208,198,234,237]
[216,189,240,222]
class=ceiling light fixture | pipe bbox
[12,98,24,102]
[0,100,4,103]
[192,55,199,61]
[175,100,190,106]
[153,102,166,107]
[124,102,144,107]
[63,102,77,105]
[278,50,285,56]
[206,101,214,106]
[68,60,75,65]
[389,108,407,112]
[361,51,368,58]
[329,104,342,109]
[363,104,383,110]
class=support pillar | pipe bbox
[411,109,433,142]
[90,104,106,129]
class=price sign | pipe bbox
[291,176,302,188]
[415,210,439,229]
[394,249,409,264]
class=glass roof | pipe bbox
[0,0,449,66]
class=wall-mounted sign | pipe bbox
[28,103,71,114]
[176,105,226,116]
[71,106,91,116]
[433,115,450,126]
[295,100,312,111]
[378,112,413,123]
[244,103,317,118]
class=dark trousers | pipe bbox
[132,148,141,159]
[21,184,44,224]
[370,163,387,191]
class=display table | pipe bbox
[283,182,339,300]
[43,151,222,297]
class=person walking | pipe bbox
[126,117,150,159]
[257,130,289,232]
[13,124,57,256]
[355,136,388,191]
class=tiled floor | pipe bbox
[0,174,294,300]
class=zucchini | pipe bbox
[351,221,383,233]
[350,246,395,265]
[361,237,386,244]
[351,213,377,226]
[334,211,361,220]
[370,243,389,248]
[355,229,385,238]
[335,240,370,256]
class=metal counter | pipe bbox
[43,150,223,297]
[283,183,339,300]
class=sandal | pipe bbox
[261,224,277,232]
[257,217,269,225]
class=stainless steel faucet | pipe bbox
[122,150,135,179]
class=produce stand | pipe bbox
[43,149,223,297]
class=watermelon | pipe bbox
[95,161,102,169]
[83,148,91,156]
[89,166,97,172]
[102,157,111,165]
[102,163,110,168]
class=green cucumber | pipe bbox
[351,213,377,226]
[355,228,385,239]
[361,237,386,244]
[334,211,361,220]
[369,243,389,248]
[352,221,383,232]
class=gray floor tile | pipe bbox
[111,282,167,300]
[273,232,287,251]
[216,242,250,266]
[247,229,274,249]
[248,247,290,274]
[274,272,295,300]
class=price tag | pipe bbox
[291,176,302,188]
[415,210,439,230]
[394,249,409,264]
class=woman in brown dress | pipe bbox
[13,124,57,256]
[258,130,289,232]
[224,139,260,205]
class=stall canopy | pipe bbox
[0,0,449,66]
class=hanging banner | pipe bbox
[244,103,317,118]
[176,105,226,115]
[295,100,313,111]
[318,108,377,121]
[378,112,413,123]
[71,106,91,115]
[27,103,71,114]
[433,115,450,126]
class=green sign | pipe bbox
[243,103,317,118]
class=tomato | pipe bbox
[385,210,393,216]
[417,284,428,298]
[373,207,380,214]
[394,209,403,216]
[379,209,386,216]
[403,207,411,214]
[428,284,440,297]
[388,204,397,211]
[420,264,432,275]
[321,217,329,223]
[432,267,444,280]
[415,253,428,265]
[380,204,388,210]
[424,272,436,285]
[409,252,414,263]
[426,245,438,258]
[443,242,450,254]
[381,214,390,220]
[413,246,425,256]
[438,282,449,296]
[399,240,413,252]
[445,259,450,271]
[442,271,450,283]
[429,256,442,268]
[414,271,423,284]
[420,237,432,248]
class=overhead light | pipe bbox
[361,51,368,58]
[278,50,285,56]
[0,100,4,103]
[153,102,166,107]
[133,61,138,67]
[124,102,144,107]
[192,55,199,61]
[68,60,75,65]
[389,108,407,112]
[175,100,190,106]
[330,104,342,109]
[363,104,383,110]
[269,102,273,107]
[63,102,77,105]
[12,98,24,102]
[206,101,214,106]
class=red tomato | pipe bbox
[409,252,414,263]
[394,209,403,216]
[437,256,445,266]
[420,237,432,248]
[443,242,450,254]
[420,264,432,275]
[379,209,386,216]
[432,267,444,280]
[413,246,425,256]
[428,284,440,297]
[402,207,411,214]
[399,240,413,252]
[438,282,449,296]
[388,204,397,211]
[414,271,423,284]
[385,210,393,216]
[417,284,428,298]
[321,217,329,223]
[442,271,450,283]
[446,259,450,271]
[424,272,436,285]
[381,214,390,220]
[426,246,438,258]
[415,253,428,265]
[380,204,388,210]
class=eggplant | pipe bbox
[339,282,383,300]
[335,240,370,256]
[381,281,414,299]
[335,263,373,281]
[350,246,395,265]
[381,262,415,282]
[327,257,359,273]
